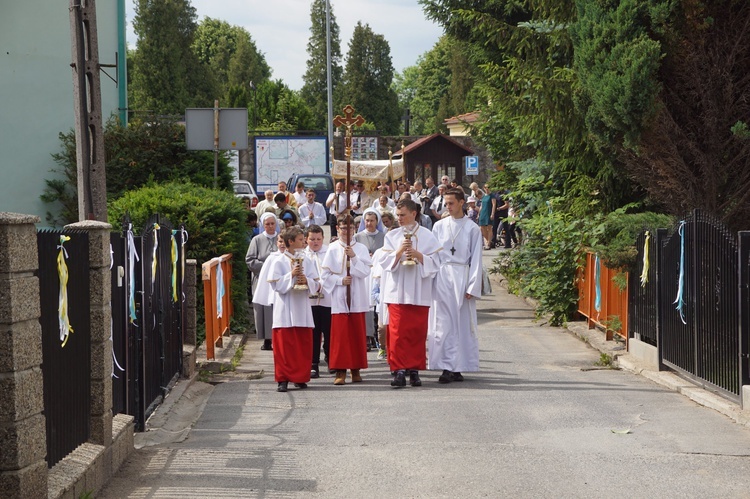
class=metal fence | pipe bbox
[37,229,91,468]
[628,210,750,401]
[110,215,185,431]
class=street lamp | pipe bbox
[249,80,257,130]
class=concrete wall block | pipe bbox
[0,413,46,471]
[89,379,113,416]
[0,367,44,422]
[0,220,40,274]
[88,306,112,344]
[89,411,113,446]
[184,306,197,346]
[183,279,197,307]
[90,340,113,382]
[88,268,111,307]
[64,221,112,270]
[0,460,47,499]
[0,276,40,325]
[0,320,42,372]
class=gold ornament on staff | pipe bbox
[332,105,365,309]
[292,250,309,291]
[402,229,417,266]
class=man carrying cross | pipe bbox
[427,188,483,383]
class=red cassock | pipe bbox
[329,312,368,370]
[387,304,429,371]
[272,327,313,383]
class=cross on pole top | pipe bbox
[333,105,365,129]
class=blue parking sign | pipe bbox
[465,156,479,175]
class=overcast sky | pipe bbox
[125,0,445,91]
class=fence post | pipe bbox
[183,259,197,378]
[65,220,113,449]
[655,228,668,369]
[739,231,750,408]
[0,213,47,497]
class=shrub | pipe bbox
[109,181,250,344]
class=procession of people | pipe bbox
[246,177,496,391]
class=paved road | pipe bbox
[101,251,750,498]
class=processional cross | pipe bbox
[332,105,365,309]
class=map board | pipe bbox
[254,137,328,193]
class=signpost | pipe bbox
[186,106,248,188]
[465,155,479,176]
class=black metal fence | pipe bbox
[110,215,185,430]
[628,210,750,401]
[37,229,91,468]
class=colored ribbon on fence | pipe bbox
[108,242,125,378]
[151,223,160,291]
[594,254,602,314]
[170,230,178,303]
[640,231,651,288]
[57,235,73,347]
[127,224,139,325]
[181,228,189,302]
[216,260,225,319]
[673,221,687,324]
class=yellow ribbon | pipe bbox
[640,231,650,288]
[171,231,178,303]
[151,223,160,291]
[57,235,73,347]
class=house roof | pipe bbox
[443,111,481,126]
[394,133,474,156]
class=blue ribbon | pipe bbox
[216,262,224,319]
[594,254,602,314]
[673,221,687,324]
[127,225,139,325]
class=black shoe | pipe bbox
[277,382,288,392]
[438,370,452,384]
[294,382,308,389]
[451,372,464,382]
[261,340,273,351]
[310,366,320,379]
[391,370,406,388]
[409,370,422,387]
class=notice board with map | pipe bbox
[254,137,328,193]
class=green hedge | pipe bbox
[109,181,250,344]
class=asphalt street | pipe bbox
[100,250,750,498]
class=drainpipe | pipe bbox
[117,0,128,125]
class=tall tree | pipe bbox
[129,0,215,114]
[300,0,343,130]
[193,18,271,103]
[339,22,400,134]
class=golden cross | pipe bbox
[333,105,365,161]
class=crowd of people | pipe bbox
[245,177,510,392]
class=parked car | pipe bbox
[287,173,335,206]
[232,180,258,208]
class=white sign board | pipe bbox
[185,108,248,150]
[254,137,328,193]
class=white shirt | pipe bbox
[430,195,446,217]
[305,244,331,307]
[327,192,349,216]
[371,197,396,210]
[254,199,277,218]
[298,202,327,228]
[321,240,373,314]
[268,251,321,328]
[380,224,441,306]
[293,190,306,206]
[350,190,370,215]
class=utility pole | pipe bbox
[70,0,108,222]
[326,0,334,162]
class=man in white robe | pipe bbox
[298,189,328,228]
[380,199,441,388]
[428,188,483,383]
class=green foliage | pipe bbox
[192,17,271,103]
[41,117,233,226]
[108,182,252,344]
[339,22,400,134]
[130,0,216,113]
[300,0,343,130]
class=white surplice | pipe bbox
[380,224,442,306]
[427,216,483,372]
[268,251,320,328]
[298,202,327,228]
[305,244,332,308]
[320,241,372,314]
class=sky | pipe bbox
[125,0,445,91]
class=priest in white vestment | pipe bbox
[298,189,328,228]
[428,188,483,383]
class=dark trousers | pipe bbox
[491,216,512,248]
[312,305,331,366]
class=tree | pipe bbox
[338,22,400,134]
[193,17,271,103]
[130,0,216,114]
[300,0,343,130]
